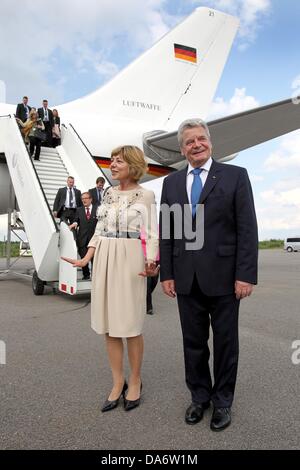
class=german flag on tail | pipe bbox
[174,43,197,63]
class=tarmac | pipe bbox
[0,249,299,450]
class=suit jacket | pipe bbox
[38,107,54,127]
[159,160,258,296]
[53,187,82,217]
[53,116,60,126]
[89,187,104,206]
[16,103,31,122]
[74,204,99,248]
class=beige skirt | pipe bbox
[91,237,146,337]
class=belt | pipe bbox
[64,206,76,210]
[102,231,140,239]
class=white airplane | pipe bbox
[0,6,300,294]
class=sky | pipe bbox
[0,0,300,240]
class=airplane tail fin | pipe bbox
[61,7,239,131]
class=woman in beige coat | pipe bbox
[63,146,159,412]
[16,109,45,160]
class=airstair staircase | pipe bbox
[33,147,69,210]
[0,115,107,295]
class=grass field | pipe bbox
[0,241,20,258]
[258,239,284,249]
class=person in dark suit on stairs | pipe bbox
[38,99,54,147]
[53,176,82,224]
[89,176,105,205]
[69,192,99,280]
[16,96,32,123]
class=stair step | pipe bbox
[38,169,65,176]
[35,168,67,175]
[34,161,66,170]
[36,168,68,176]
[39,152,60,159]
[39,176,67,183]
[40,147,59,154]
[39,156,62,163]
[41,188,59,196]
[41,183,65,190]
[40,178,66,184]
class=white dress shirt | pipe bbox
[97,188,103,202]
[65,187,76,208]
[186,157,213,208]
[73,205,93,227]
[85,204,93,216]
[43,107,49,121]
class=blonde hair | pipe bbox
[29,109,37,120]
[111,145,148,182]
[22,109,37,137]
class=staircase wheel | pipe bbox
[32,270,45,295]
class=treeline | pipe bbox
[0,241,20,257]
[0,239,284,258]
[259,239,284,249]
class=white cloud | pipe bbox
[264,131,300,171]
[208,87,259,119]
[95,61,120,80]
[0,215,8,240]
[256,130,300,236]
[291,74,300,105]
[249,174,264,183]
[0,80,6,103]
[192,0,271,49]
[261,188,300,208]
[292,75,300,90]
[0,0,171,105]
[257,203,300,233]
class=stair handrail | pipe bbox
[68,122,111,184]
[10,116,59,232]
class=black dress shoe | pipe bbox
[101,382,128,412]
[185,401,210,425]
[83,276,90,280]
[210,407,231,431]
[124,383,142,411]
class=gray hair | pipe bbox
[177,118,211,148]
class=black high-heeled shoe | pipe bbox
[124,382,143,411]
[101,381,128,412]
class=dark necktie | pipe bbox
[98,189,102,202]
[191,168,203,218]
[69,188,74,208]
[86,207,91,220]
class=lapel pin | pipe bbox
[212,176,216,179]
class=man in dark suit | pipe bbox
[53,176,82,224]
[89,176,105,205]
[38,99,53,147]
[69,192,98,280]
[16,96,31,122]
[159,118,258,431]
